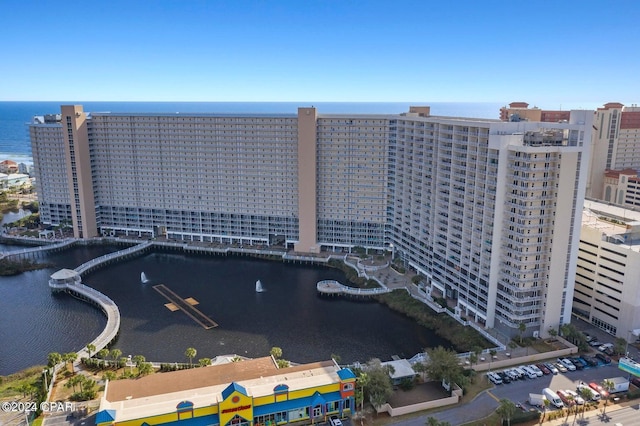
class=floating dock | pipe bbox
[153,284,218,329]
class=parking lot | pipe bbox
[488,362,634,410]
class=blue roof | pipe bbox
[337,368,357,380]
[222,382,248,400]
[253,391,343,416]
[95,409,116,424]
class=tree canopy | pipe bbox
[422,346,466,388]
[364,358,394,408]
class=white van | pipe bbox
[487,372,502,385]
[543,388,563,408]
[521,365,538,379]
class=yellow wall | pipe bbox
[253,383,340,406]
[219,390,253,425]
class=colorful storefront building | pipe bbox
[96,357,356,426]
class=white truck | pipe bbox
[606,377,630,393]
[529,393,546,407]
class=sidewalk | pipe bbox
[545,400,635,425]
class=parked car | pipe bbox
[598,343,614,352]
[572,357,588,368]
[603,347,615,356]
[577,383,601,401]
[515,367,531,379]
[528,364,543,377]
[564,389,585,405]
[589,340,602,347]
[583,333,592,342]
[559,358,577,371]
[536,363,551,375]
[595,353,611,364]
[557,390,575,406]
[329,416,342,426]
[554,362,568,373]
[589,382,609,398]
[498,371,512,384]
[508,368,524,381]
[582,355,598,367]
[487,372,503,385]
[544,362,559,374]
[570,358,584,370]
[520,366,538,379]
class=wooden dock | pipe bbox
[153,284,218,329]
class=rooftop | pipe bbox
[102,357,346,422]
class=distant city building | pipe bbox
[601,169,640,207]
[0,173,30,189]
[573,199,640,338]
[95,357,356,426]
[30,105,593,338]
[499,102,571,123]
[588,103,640,199]
[17,162,30,175]
[0,159,18,174]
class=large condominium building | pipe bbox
[573,199,640,338]
[30,105,593,338]
[588,103,640,200]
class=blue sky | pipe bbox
[1,0,638,106]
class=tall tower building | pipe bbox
[30,105,592,338]
[587,103,640,199]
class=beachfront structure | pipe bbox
[601,168,640,207]
[573,199,640,338]
[587,103,640,200]
[30,105,593,338]
[499,102,571,123]
[95,357,356,426]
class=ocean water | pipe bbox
[0,101,504,163]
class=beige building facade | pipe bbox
[31,105,593,338]
[574,200,640,338]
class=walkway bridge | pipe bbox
[75,241,153,275]
[0,238,76,261]
[316,279,392,297]
[49,271,120,359]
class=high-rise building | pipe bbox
[573,199,640,338]
[30,105,593,338]
[587,103,640,200]
[499,102,571,123]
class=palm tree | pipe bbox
[102,370,116,382]
[199,358,212,367]
[133,355,146,368]
[356,371,370,415]
[86,343,96,358]
[270,346,283,359]
[496,398,516,426]
[518,322,526,344]
[110,348,122,369]
[47,352,62,368]
[63,352,78,373]
[601,379,615,414]
[138,362,154,377]
[65,374,83,393]
[185,347,197,367]
[578,387,593,418]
